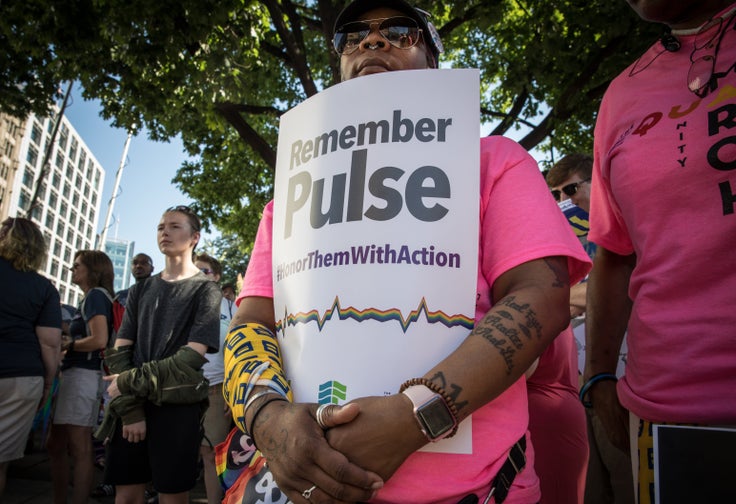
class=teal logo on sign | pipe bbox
[318,380,347,404]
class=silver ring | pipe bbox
[315,403,332,430]
[302,484,317,500]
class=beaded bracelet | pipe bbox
[399,377,460,438]
[579,373,618,408]
[247,395,289,448]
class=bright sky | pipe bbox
[62,85,219,274]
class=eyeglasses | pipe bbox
[199,267,214,275]
[333,16,422,55]
[687,15,732,97]
[551,178,591,201]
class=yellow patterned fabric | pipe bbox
[223,323,292,433]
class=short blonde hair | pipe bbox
[0,217,47,272]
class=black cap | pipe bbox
[333,0,443,64]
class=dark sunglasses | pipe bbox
[551,178,590,201]
[333,16,422,55]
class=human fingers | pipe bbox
[102,373,118,382]
[122,421,146,443]
[314,402,360,430]
[276,456,383,504]
[259,404,381,502]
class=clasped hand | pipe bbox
[253,394,425,503]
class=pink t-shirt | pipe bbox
[240,136,591,503]
[589,8,736,424]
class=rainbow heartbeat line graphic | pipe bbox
[276,296,474,335]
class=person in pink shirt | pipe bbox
[586,1,736,502]
[223,1,591,503]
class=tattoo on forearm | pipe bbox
[499,296,542,340]
[544,257,569,288]
[428,372,469,412]
[474,324,516,375]
[473,295,544,375]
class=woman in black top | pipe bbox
[47,250,113,504]
[0,218,61,498]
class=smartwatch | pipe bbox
[402,384,457,442]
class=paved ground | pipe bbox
[4,443,208,504]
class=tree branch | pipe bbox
[488,86,529,136]
[215,102,277,170]
[262,0,318,96]
[518,33,628,150]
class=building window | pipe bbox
[46,213,55,229]
[72,192,79,206]
[60,201,68,218]
[26,145,39,167]
[69,210,77,227]
[55,151,64,169]
[63,247,71,263]
[18,189,30,211]
[22,167,35,188]
[69,137,78,163]
[31,122,43,145]
[59,124,68,150]
[52,171,61,188]
[94,170,100,186]
[50,259,59,277]
[30,205,41,221]
[48,190,58,208]
[62,184,70,199]
[53,240,61,257]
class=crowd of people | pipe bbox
[2,0,735,503]
[0,206,234,504]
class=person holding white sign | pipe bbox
[223,1,591,503]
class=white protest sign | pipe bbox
[272,69,480,453]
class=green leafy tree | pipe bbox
[200,233,251,286]
[0,0,659,246]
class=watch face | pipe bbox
[417,396,454,439]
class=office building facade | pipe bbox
[0,109,105,306]
[104,237,135,292]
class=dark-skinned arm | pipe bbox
[584,246,635,453]
[229,296,384,504]
[324,256,571,481]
